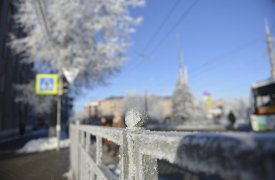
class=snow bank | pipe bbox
[63,170,73,180]
[17,137,70,153]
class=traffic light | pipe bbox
[59,76,69,95]
[62,77,69,94]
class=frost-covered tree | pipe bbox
[122,92,166,121]
[223,98,250,121]
[122,92,145,114]
[15,80,54,114]
[11,0,144,86]
[10,0,144,113]
[146,94,165,121]
[172,79,194,122]
[171,49,207,124]
[171,50,194,123]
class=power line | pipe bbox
[36,0,52,42]
[120,0,200,78]
[123,0,182,73]
[145,55,264,98]
[192,52,267,89]
[122,37,264,95]
[150,0,200,55]
[191,38,263,77]
[118,1,185,78]
[144,38,265,93]
[142,0,181,53]
[134,38,263,92]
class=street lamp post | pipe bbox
[33,0,63,150]
[56,72,63,151]
[265,20,275,78]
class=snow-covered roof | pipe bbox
[251,78,275,89]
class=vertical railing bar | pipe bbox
[77,128,81,180]
[70,110,156,180]
[85,132,90,179]
[85,132,90,153]
[96,136,102,165]
[81,131,85,147]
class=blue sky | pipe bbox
[74,0,275,112]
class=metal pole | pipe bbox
[56,73,62,151]
[265,20,275,78]
[33,0,63,150]
[56,95,61,150]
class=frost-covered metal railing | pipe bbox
[70,109,275,180]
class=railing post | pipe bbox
[69,125,75,178]
[81,131,87,180]
[85,133,90,180]
[121,109,158,180]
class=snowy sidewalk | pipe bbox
[0,148,69,180]
[0,129,70,180]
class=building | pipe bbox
[86,96,124,118]
[85,96,172,120]
[0,1,34,134]
[160,97,172,119]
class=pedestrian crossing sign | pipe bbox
[35,74,59,95]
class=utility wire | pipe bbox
[121,0,199,78]
[36,0,52,41]
[142,0,181,53]
[145,38,264,93]
[190,19,275,79]
[122,37,263,93]
[150,0,200,55]
[118,0,185,78]
[191,38,263,77]
[192,51,266,89]
[129,0,182,64]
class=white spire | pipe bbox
[178,48,187,85]
[265,18,271,35]
[185,67,188,84]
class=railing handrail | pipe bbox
[70,109,275,180]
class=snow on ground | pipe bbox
[63,170,73,180]
[17,137,70,154]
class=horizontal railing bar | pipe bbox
[134,131,275,179]
[74,124,124,145]
[71,123,275,180]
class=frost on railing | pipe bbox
[70,109,275,180]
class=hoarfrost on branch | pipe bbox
[10,0,144,112]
